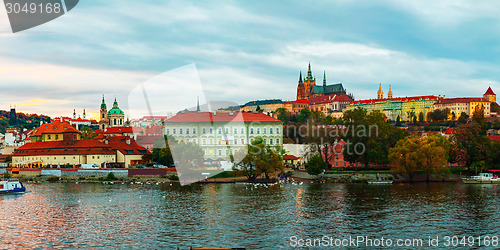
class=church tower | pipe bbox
[296,71,305,100]
[99,94,108,130]
[303,62,316,100]
[377,84,384,99]
[107,96,125,127]
[483,87,496,103]
[387,85,393,99]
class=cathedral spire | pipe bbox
[298,71,303,83]
[388,85,393,99]
[377,84,384,99]
[323,71,326,87]
[196,96,200,112]
[73,109,76,119]
[306,61,314,81]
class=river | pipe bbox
[0,182,499,249]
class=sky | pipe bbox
[0,0,499,119]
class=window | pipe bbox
[241,139,244,144]
[166,129,170,134]
[270,128,273,134]
[276,128,280,134]
[203,128,206,134]
[276,139,279,144]
[250,128,254,134]
[263,128,267,134]
[193,128,196,134]
[241,128,244,134]
[257,128,260,134]
[55,135,59,140]
[218,128,222,134]
[226,150,229,155]
[210,139,213,145]
[186,139,190,143]
[48,135,51,139]
[203,139,206,145]
[193,139,197,144]
[234,128,238,134]
[179,129,183,134]
[225,128,229,134]
[270,139,273,145]
[186,128,190,134]
[219,150,222,156]
[210,128,213,134]
[173,129,176,134]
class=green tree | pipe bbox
[342,108,405,166]
[296,108,311,123]
[389,137,421,182]
[151,135,176,167]
[306,154,324,176]
[234,137,284,181]
[418,112,424,123]
[472,105,486,132]
[457,112,469,124]
[453,122,490,169]
[170,142,205,170]
[419,134,450,182]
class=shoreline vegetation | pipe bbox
[10,168,471,184]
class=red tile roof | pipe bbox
[310,94,353,105]
[350,95,439,105]
[488,135,500,142]
[33,120,80,136]
[294,99,310,104]
[107,136,150,155]
[444,128,456,134]
[484,87,496,96]
[435,97,488,104]
[283,155,300,160]
[101,127,134,134]
[13,139,114,156]
[165,112,282,123]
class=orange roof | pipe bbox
[294,99,310,104]
[283,155,300,160]
[33,120,80,136]
[484,87,496,96]
[350,95,439,105]
[165,112,282,123]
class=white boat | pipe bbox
[0,179,26,194]
[462,173,500,184]
[368,180,393,184]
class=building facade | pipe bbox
[434,97,491,119]
[164,112,283,160]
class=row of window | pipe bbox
[166,127,281,135]
[16,155,113,161]
[180,138,280,145]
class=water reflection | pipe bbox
[0,182,498,248]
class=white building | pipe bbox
[163,112,283,160]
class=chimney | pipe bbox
[60,117,63,122]
[126,139,131,145]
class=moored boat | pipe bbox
[0,179,26,193]
[462,173,500,184]
[368,180,393,184]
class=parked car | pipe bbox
[137,166,147,169]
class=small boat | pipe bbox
[368,180,393,184]
[0,179,26,194]
[462,173,500,184]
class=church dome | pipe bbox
[108,107,124,115]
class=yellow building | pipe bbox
[30,119,81,142]
[483,87,496,103]
[434,97,491,120]
[346,95,439,121]
[13,134,150,168]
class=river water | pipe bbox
[0,182,499,249]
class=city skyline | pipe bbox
[1,0,500,117]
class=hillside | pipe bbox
[0,110,51,133]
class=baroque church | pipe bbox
[296,62,347,100]
[99,95,125,130]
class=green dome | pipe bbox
[108,107,124,115]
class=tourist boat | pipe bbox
[0,179,26,194]
[367,180,393,184]
[462,173,500,184]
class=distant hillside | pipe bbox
[0,110,51,133]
